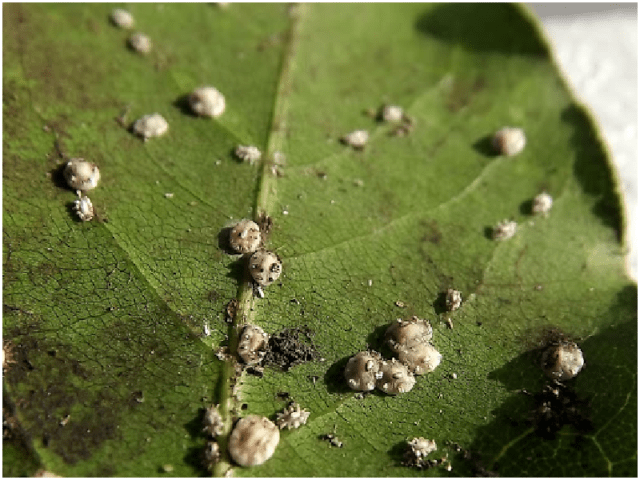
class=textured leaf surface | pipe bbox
[3,3,636,477]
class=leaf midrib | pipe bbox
[213,5,308,477]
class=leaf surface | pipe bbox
[3,3,636,477]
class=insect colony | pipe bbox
[54,6,583,475]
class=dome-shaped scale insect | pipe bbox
[237,324,269,365]
[229,219,261,254]
[492,127,526,156]
[541,341,584,381]
[376,358,416,395]
[344,350,383,392]
[64,158,100,192]
[385,316,433,351]
[228,415,280,467]
[248,249,282,286]
[189,86,226,118]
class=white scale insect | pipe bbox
[228,415,280,467]
[128,32,152,55]
[541,341,584,381]
[492,126,526,156]
[376,358,416,395]
[235,145,262,165]
[445,288,462,311]
[236,324,269,365]
[202,404,224,437]
[385,317,442,375]
[110,8,134,29]
[532,192,553,215]
[132,113,168,141]
[73,195,94,222]
[275,403,310,430]
[229,219,261,254]
[64,158,100,193]
[189,86,226,118]
[492,219,517,241]
[344,351,383,392]
[249,249,282,286]
[341,129,369,149]
[380,104,404,123]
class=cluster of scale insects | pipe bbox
[202,217,319,470]
[343,288,462,397]
[52,6,581,476]
[59,8,232,221]
[344,315,442,396]
[200,401,310,470]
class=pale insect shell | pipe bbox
[385,316,433,351]
[532,192,553,215]
[248,249,282,286]
[445,288,462,311]
[64,158,100,192]
[396,342,442,375]
[73,195,95,222]
[492,219,517,241]
[228,415,280,467]
[344,351,383,392]
[128,32,152,54]
[203,441,220,469]
[189,86,226,118]
[229,219,261,254]
[341,129,369,148]
[376,358,416,395]
[133,113,169,140]
[110,8,134,29]
[408,437,437,458]
[541,341,584,381]
[276,402,310,430]
[237,324,269,365]
[492,127,526,156]
[381,105,404,123]
[235,145,262,165]
[203,404,225,437]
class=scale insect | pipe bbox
[189,86,226,118]
[228,415,280,467]
[248,249,282,286]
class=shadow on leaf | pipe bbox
[173,94,198,118]
[218,227,237,255]
[323,355,354,394]
[50,162,72,192]
[472,135,499,158]
[466,287,637,476]
[415,4,546,56]
[388,439,409,467]
[365,323,390,354]
[562,103,624,242]
[432,291,449,316]
[181,407,214,475]
[519,198,534,216]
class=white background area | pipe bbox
[528,3,638,281]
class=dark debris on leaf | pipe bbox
[224,298,238,324]
[319,433,343,448]
[263,327,319,372]
[531,382,593,440]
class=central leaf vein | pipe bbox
[213,5,307,477]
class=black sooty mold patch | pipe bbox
[263,327,320,372]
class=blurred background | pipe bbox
[528,3,638,280]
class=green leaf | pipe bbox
[3,3,636,477]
